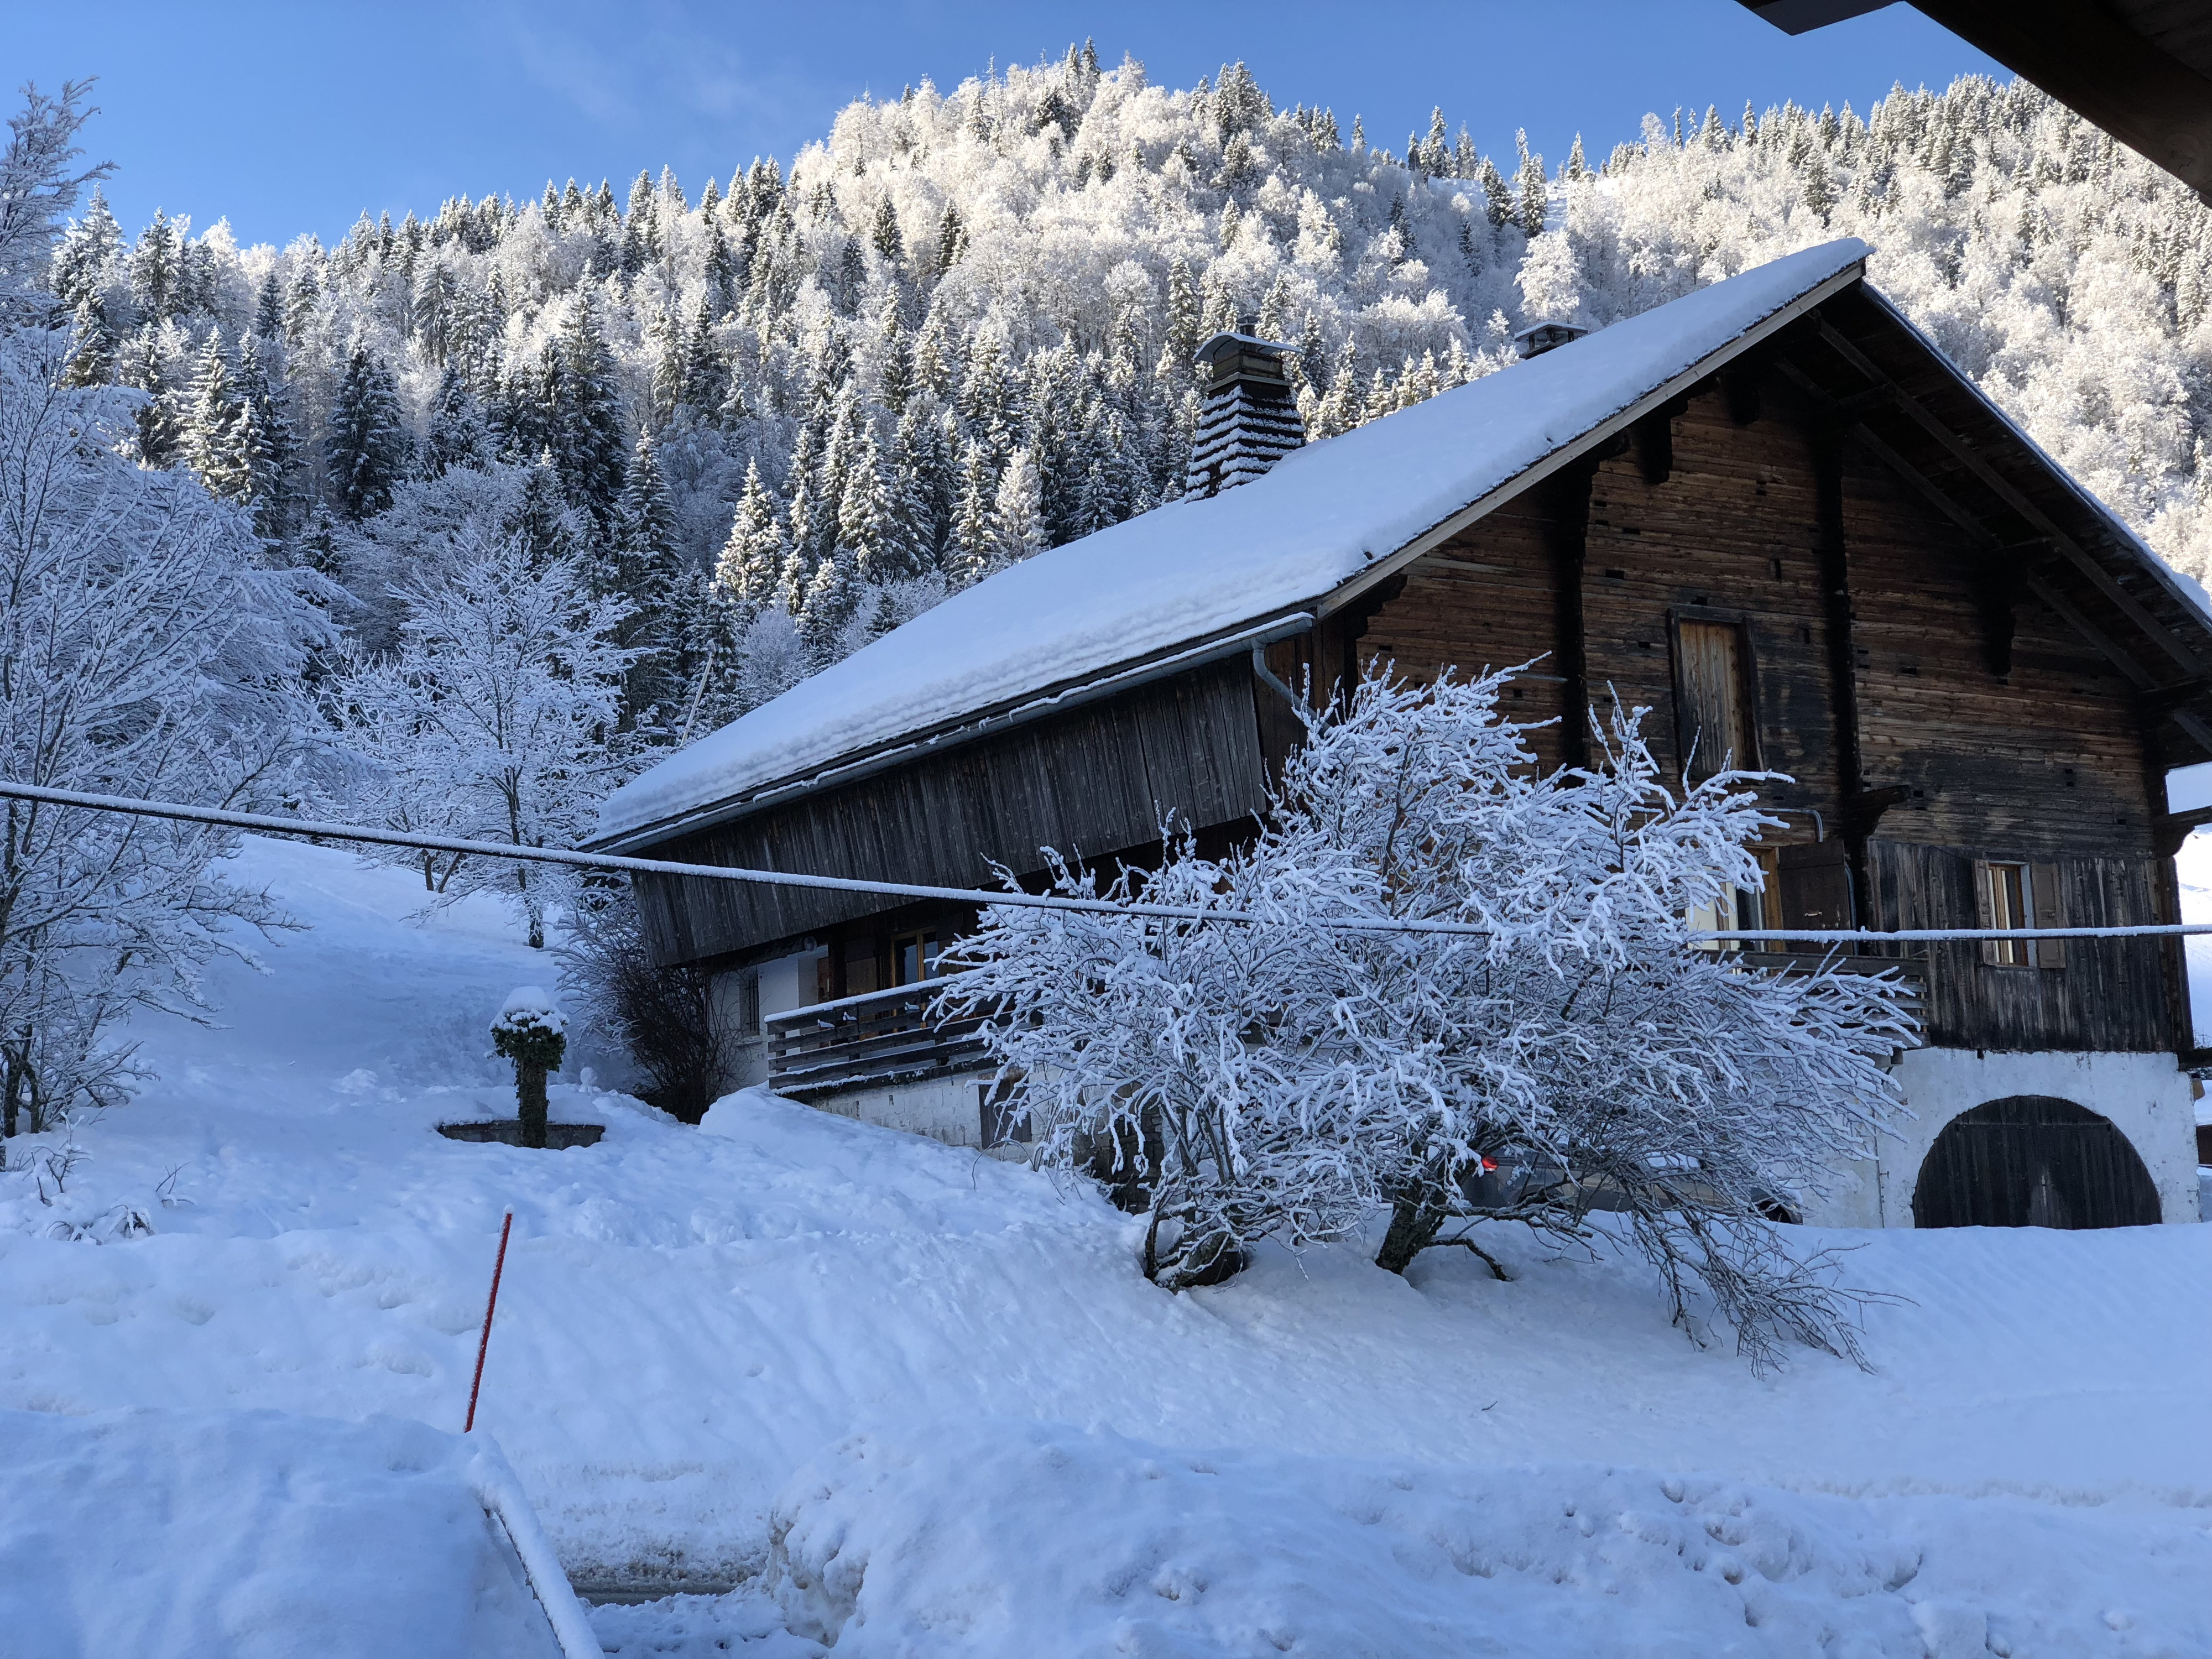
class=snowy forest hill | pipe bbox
[47,52,2212,747]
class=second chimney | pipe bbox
[1186,331,1305,499]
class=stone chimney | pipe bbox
[1512,320,1589,360]
[1186,331,1305,499]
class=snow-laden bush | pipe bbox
[939,665,1916,1366]
[491,987,566,1149]
[555,884,729,1122]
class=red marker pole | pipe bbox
[465,1211,514,1433]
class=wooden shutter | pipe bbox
[1776,842,1854,935]
[1676,621,1749,780]
[1974,858,1998,966]
[2030,861,2064,970]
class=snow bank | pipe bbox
[766,1420,2212,1658]
[11,838,2212,1655]
[597,241,1869,842]
[0,1406,590,1659]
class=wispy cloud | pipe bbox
[478,0,822,140]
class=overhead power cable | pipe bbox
[6,780,2207,948]
[0,780,1503,936]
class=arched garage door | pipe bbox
[1912,1095,2161,1229]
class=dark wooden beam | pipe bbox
[2020,572,2158,689]
[1844,784,1912,839]
[1778,356,2212,760]
[1632,408,1674,486]
[1548,463,1597,771]
[2154,806,2212,859]
[2140,678,2210,715]
[1721,360,1764,426]
[1812,427,1872,926]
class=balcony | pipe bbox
[1730,948,1927,1026]
[764,972,993,1099]
[763,951,1924,1103]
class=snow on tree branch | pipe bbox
[938,664,1916,1366]
[326,528,641,947]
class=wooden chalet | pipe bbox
[593,239,2212,1230]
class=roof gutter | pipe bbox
[592,612,1317,853]
[1315,259,1870,619]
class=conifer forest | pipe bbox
[48,52,2212,747]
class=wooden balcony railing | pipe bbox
[764,971,993,1099]
[764,951,1925,1103]
[1731,948,1928,1024]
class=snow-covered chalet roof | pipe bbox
[596,239,1871,848]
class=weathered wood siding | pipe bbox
[1841,441,2158,856]
[1865,841,2176,1051]
[1350,372,2177,1054]
[634,656,1270,967]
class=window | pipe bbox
[893,929,943,985]
[1980,860,2031,966]
[1673,618,1758,781]
[1975,859,2065,969]
[1689,845,1780,951]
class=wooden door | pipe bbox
[1911,1095,2161,1228]
[1776,841,1854,933]
[1675,620,1754,780]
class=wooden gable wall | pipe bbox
[1337,366,2180,1055]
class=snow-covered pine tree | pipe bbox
[505,452,587,572]
[796,542,858,666]
[127,208,183,322]
[327,342,406,519]
[554,292,627,533]
[1514,131,1548,235]
[989,446,1045,569]
[233,333,296,536]
[182,331,247,503]
[612,430,688,720]
[715,457,786,618]
[421,360,489,478]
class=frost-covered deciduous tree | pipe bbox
[0,84,328,1136]
[0,81,110,325]
[940,666,1915,1366]
[327,531,638,947]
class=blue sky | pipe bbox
[8,1,2000,249]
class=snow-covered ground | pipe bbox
[0,1406,589,1658]
[4,836,2210,1656]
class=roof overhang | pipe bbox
[1312,258,1869,620]
[588,612,1316,853]
[1734,0,2212,206]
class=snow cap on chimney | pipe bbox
[1512,320,1589,360]
[1186,330,1305,499]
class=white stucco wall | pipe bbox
[812,1070,1018,1154]
[712,948,826,1092]
[1800,1047,2202,1229]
